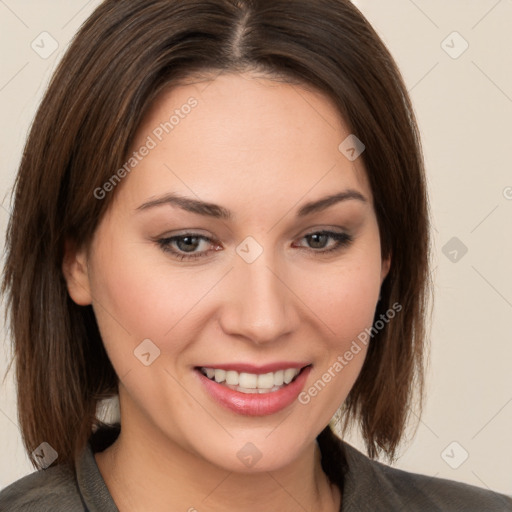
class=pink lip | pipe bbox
[195,365,312,416]
[195,362,310,374]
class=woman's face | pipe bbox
[65,72,390,472]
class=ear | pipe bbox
[62,238,93,306]
[380,253,391,285]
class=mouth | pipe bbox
[196,365,310,394]
[194,364,313,416]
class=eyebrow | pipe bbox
[135,189,367,219]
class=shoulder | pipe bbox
[340,441,512,511]
[0,463,85,512]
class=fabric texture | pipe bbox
[1,426,511,511]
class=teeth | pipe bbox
[202,367,302,390]
[284,368,297,384]
[274,370,284,386]
[257,372,275,388]
[214,369,226,383]
[239,372,258,389]
[225,370,239,386]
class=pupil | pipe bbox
[177,236,199,252]
[309,233,327,249]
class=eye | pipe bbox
[293,230,353,254]
[156,230,353,262]
[156,234,220,261]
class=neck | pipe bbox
[95,422,341,512]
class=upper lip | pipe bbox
[195,362,312,374]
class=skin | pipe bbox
[63,71,390,512]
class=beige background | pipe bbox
[1,0,511,497]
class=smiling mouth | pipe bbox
[196,365,311,394]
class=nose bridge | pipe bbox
[220,242,296,344]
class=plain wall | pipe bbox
[1,0,511,496]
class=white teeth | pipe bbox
[225,370,239,385]
[214,369,226,383]
[257,372,275,389]
[274,370,284,386]
[238,372,258,389]
[284,368,297,384]
[201,367,302,391]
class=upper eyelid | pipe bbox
[161,229,350,249]
[162,225,350,239]
[162,228,348,241]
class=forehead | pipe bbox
[117,72,372,212]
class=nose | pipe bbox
[218,249,299,345]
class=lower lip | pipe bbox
[196,366,312,416]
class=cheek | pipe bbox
[292,243,382,404]
[93,262,212,338]
[297,248,383,340]
[87,235,226,366]
[320,274,377,333]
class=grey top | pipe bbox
[1,429,511,511]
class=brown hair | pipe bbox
[2,0,430,469]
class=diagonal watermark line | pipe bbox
[119,368,132,381]
[472,61,512,104]
[407,0,439,28]
[0,62,29,92]
[266,163,337,233]
[265,409,294,439]
[290,83,336,131]
[1,187,14,214]
[471,266,512,309]
[266,473,309,511]
[163,164,202,201]
[62,0,94,29]
[265,266,336,335]
[198,68,229,95]
[201,470,234,503]
[183,67,224,97]
[408,62,439,93]
[471,397,512,439]
[164,267,234,336]
[471,470,492,491]
[408,406,440,439]
[471,0,502,30]
[92,300,133,336]
[163,368,234,438]
[0,405,20,432]
[0,203,12,219]
[0,0,29,28]
[470,204,499,233]
[472,471,512,509]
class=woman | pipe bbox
[1,0,511,510]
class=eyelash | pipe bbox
[156,230,353,261]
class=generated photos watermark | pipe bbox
[31,442,58,470]
[298,301,402,405]
[94,97,198,200]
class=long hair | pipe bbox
[2,0,431,468]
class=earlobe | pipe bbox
[380,254,391,284]
[62,238,93,306]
